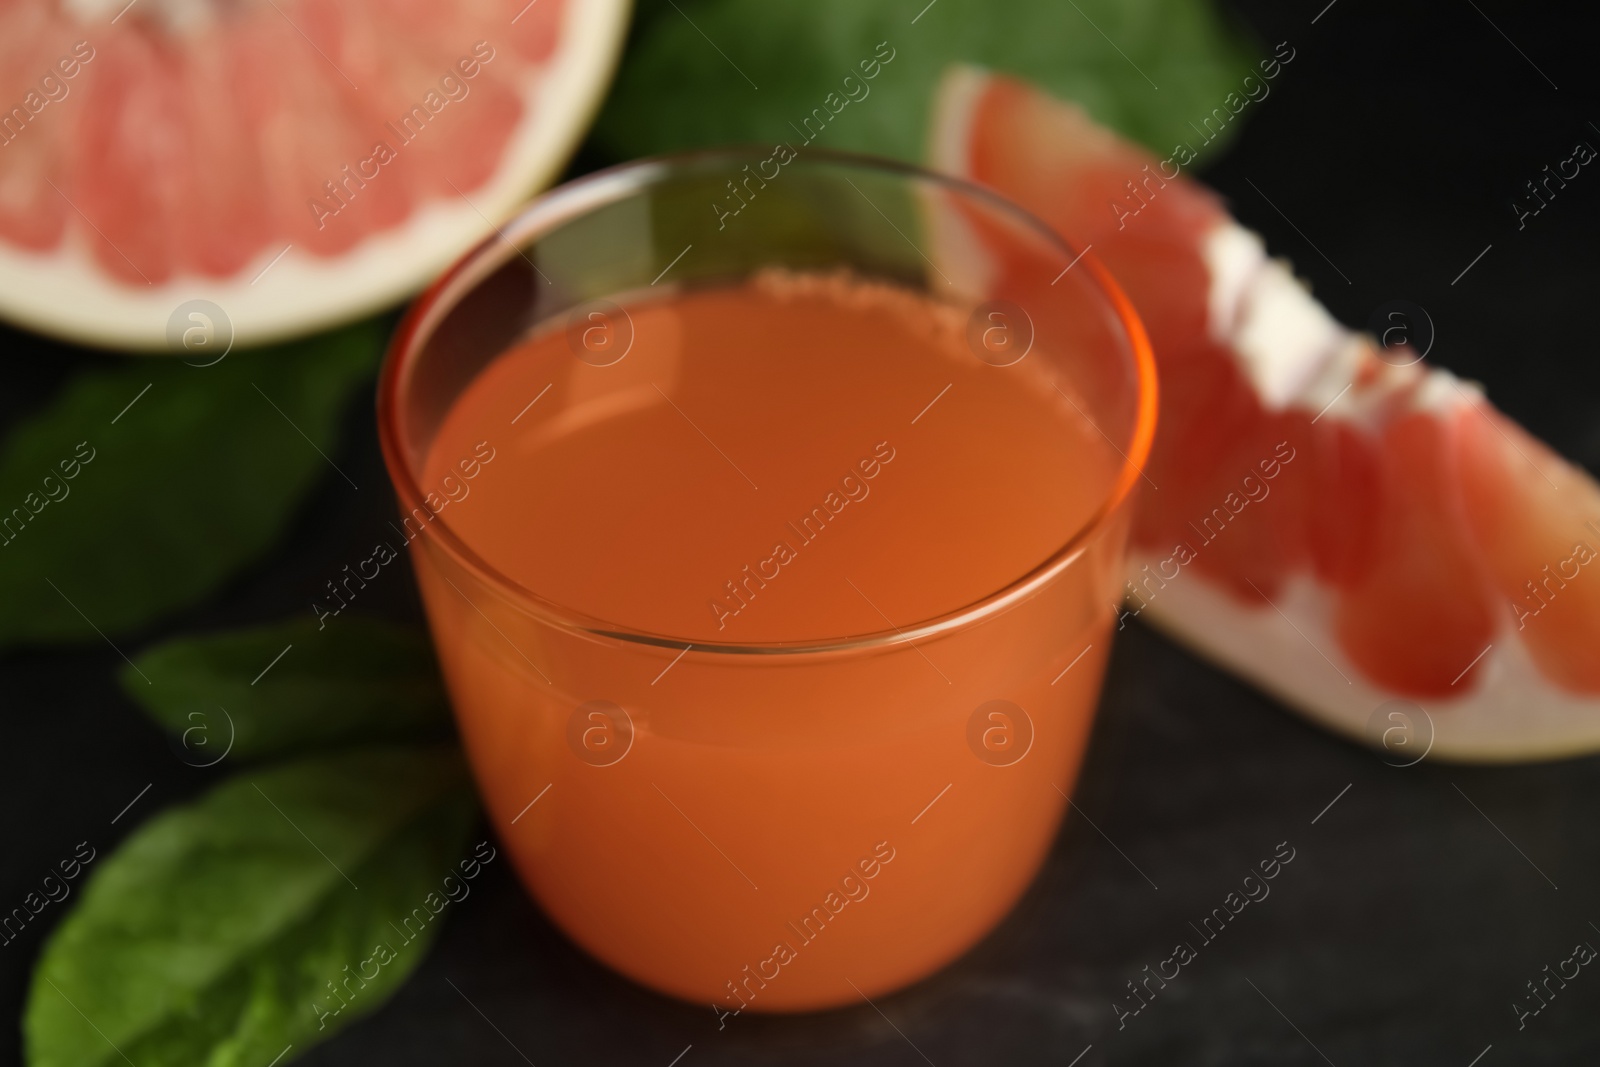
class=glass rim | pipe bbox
[377,145,1158,657]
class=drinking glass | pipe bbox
[378,148,1156,1012]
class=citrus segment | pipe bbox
[931,65,1600,759]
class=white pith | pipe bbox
[64,0,216,33]
[1130,558,1600,762]
[0,0,632,351]
[1201,227,1344,410]
[922,64,1000,300]
[1201,222,1263,341]
[928,64,987,181]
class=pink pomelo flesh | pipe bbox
[0,0,562,281]
[0,0,630,348]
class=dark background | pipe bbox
[4,0,1599,1064]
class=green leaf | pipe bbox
[25,747,481,1067]
[595,0,1257,163]
[122,617,453,763]
[0,319,385,647]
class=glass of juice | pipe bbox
[378,148,1156,1013]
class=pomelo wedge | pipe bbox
[0,0,629,350]
[930,65,1600,761]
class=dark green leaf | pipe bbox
[596,0,1257,163]
[122,617,452,763]
[25,747,481,1067]
[0,319,385,647]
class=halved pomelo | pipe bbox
[930,65,1600,761]
[0,0,629,350]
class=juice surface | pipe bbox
[411,270,1125,1010]
[422,270,1114,643]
